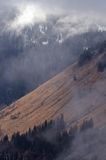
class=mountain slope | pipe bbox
[0,53,106,137]
[1,21,106,106]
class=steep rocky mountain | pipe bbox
[0,50,105,137]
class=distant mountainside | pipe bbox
[0,18,106,106]
[0,49,105,137]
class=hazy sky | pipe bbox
[38,0,106,14]
[0,0,106,15]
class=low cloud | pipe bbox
[0,0,105,35]
[57,127,106,160]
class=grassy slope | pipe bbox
[0,53,106,137]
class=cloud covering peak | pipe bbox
[0,0,106,32]
[1,0,106,13]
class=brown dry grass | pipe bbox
[0,53,106,137]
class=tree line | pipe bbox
[0,115,94,160]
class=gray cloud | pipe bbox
[0,0,106,15]
[0,0,106,31]
[56,126,106,160]
[0,0,106,33]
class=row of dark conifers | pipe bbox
[0,115,94,160]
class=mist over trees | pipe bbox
[0,27,106,106]
[0,115,94,160]
[78,48,92,66]
[97,52,106,72]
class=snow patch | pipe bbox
[42,40,48,45]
